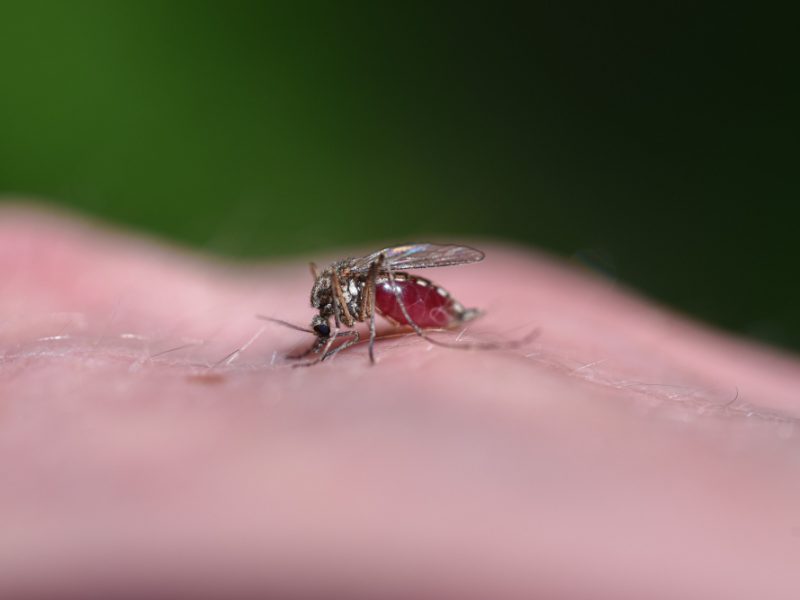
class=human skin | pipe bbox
[1,205,799,599]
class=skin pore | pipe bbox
[1,205,799,599]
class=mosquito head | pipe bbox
[310,314,331,338]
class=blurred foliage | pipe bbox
[0,2,797,350]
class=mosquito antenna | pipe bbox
[256,315,315,335]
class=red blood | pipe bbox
[374,275,461,328]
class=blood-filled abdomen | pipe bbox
[374,274,469,328]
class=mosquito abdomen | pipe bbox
[374,274,474,328]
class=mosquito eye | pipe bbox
[314,323,331,337]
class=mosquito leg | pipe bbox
[331,268,354,327]
[292,335,335,367]
[258,311,355,364]
[322,329,360,361]
[366,254,384,364]
[286,338,324,360]
[384,263,452,347]
[319,323,339,359]
[384,263,540,352]
[384,262,449,346]
[292,330,355,367]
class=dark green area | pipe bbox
[1,2,797,350]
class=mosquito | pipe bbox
[260,243,537,366]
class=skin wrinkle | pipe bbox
[515,344,798,426]
[2,206,800,598]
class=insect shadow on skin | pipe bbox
[259,243,540,367]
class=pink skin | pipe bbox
[1,204,800,599]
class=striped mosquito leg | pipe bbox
[292,330,356,367]
[366,254,384,364]
[331,268,354,327]
[322,329,360,361]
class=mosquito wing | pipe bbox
[348,243,485,273]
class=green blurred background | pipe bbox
[1,2,797,350]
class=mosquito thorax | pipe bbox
[310,261,369,327]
